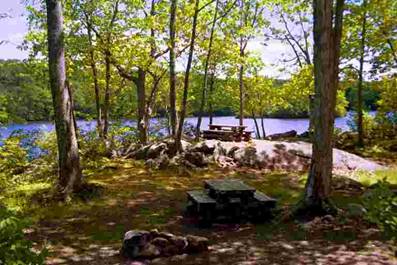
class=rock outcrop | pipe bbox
[125,139,385,173]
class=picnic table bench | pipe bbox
[186,179,277,226]
[202,124,253,142]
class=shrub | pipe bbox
[362,180,397,238]
[0,207,47,264]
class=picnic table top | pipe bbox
[209,124,247,128]
[204,179,256,193]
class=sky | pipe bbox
[0,1,293,78]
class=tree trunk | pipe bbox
[103,49,111,138]
[238,0,246,126]
[195,0,219,138]
[208,72,215,125]
[175,0,200,152]
[251,110,261,139]
[357,0,367,147]
[169,0,177,137]
[300,0,345,215]
[45,0,82,198]
[260,112,266,139]
[87,25,103,137]
[135,68,147,145]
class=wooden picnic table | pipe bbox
[203,124,252,142]
[186,179,277,226]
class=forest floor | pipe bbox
[7,156,395,265]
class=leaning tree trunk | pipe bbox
[135,68,148,145]
[357,0,367,147]
[251,110,261,139]
[169,0,177,137]
[301,0,345,215]
[45,0,82,198]
[87,25,103,137]
[175,0,200,152]
[260,111,266,139]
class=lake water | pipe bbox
[0,114,355,140]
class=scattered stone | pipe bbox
[151,237,169,248]
[322,215,335,223]
[139,243,160,258]
[150,229,160,238]
[158,232,175,240]
[169,236,188,251]
[121,230,151,258]
[162,244,179,257]
[121,230,209,261]
[186,235,209,253]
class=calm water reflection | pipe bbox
[0,114,355,140]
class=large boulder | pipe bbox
[147,143,168,159]
[183,151,208,167]
[190,141,216,155]
[233,146,258,167]
[121,230,151,258]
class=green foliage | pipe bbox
[0,60,52,123]
[0,136,29,188]
[362,180,397,238]
[0,207,47,264]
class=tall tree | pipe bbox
[175,0,200,151]
[357,0,368,147]
[299,0,345,215]
[169,0,178,137]
[45,0,82,198]
[195,0,220,138]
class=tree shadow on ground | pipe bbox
[23,160,396,264]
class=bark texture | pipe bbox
[46,0,82,198]
[175,0,200,151]
[302,0,345,214]
[169,0,177,137]
[357,0,367,147]
[195,0,219,138]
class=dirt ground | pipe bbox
[25,160,396,265]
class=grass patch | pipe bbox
[91,224,125,241]
[356,168,397,186]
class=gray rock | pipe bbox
[147,143,167,159]
[139,243,160,258]
[184,152,208,167]
[186,235,209,253]
[169,236,188,252]
[346,203,367,218]
[191,141,216,155]
[151,237,169,248]
[158,232,175,240]
[162,244,179,257]
[133,145,151,160]
[233,146,258,167]
[121,230,151,258]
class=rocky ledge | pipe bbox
[125,139,385,174]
